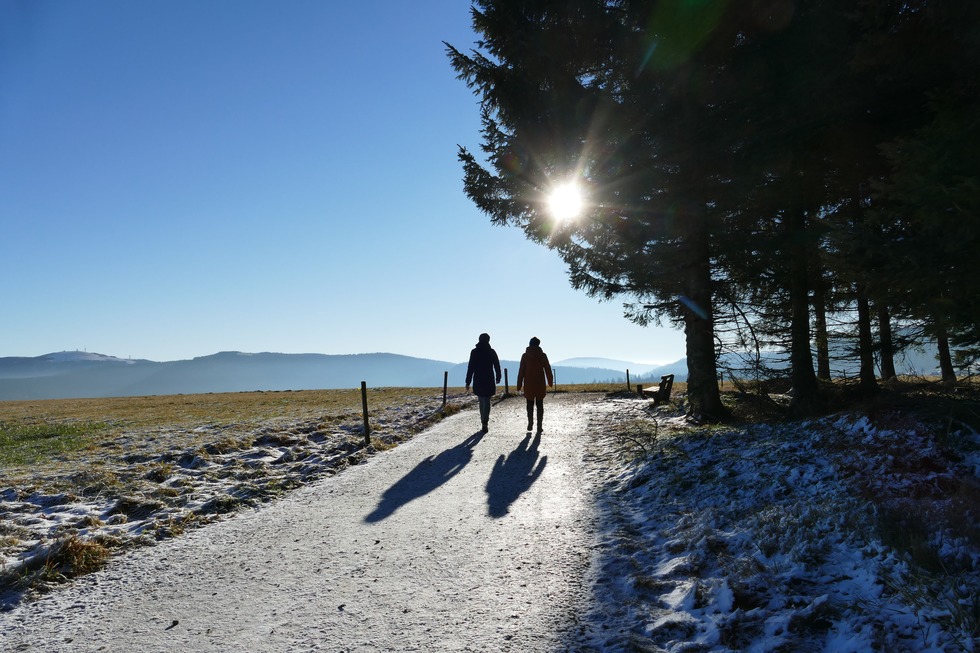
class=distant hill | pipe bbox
[2,344,942,402]
[0,351,682,401]
[0,351,449,401]
[554,357,665,375]
[715,346,940,379]
[447,359,683,390]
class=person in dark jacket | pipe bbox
[516,336,553,434]
[465,332,501,433]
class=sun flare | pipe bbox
[547,182,584,222]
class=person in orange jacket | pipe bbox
[516,336,553,434]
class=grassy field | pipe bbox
[0,387,488,601]
[0,388,457,482]
[0,383,646,479]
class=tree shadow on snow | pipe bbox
[363,430,484,522]
[485,432,547,518]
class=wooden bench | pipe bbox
[639,374,674,406]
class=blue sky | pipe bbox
[1,0,687,365]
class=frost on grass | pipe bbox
[579,397,979,653]
[0,392,474,609]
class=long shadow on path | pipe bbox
[364,430,484,523]
[485,432,547,518]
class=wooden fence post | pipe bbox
[360,381,370,446]
[442,371,448,409]
[504,368,509,396]
[626,368,631,392]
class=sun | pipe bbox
[546,182,585,222]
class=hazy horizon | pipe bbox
[5,348,682,368]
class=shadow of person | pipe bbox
[364,430,484,523]
[485,432,547,518]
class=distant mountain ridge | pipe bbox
[0,351,687,401]
[554,357,665,375]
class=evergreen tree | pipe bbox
[859,0,980,377]
[447,0,978,409]
[448,0,734,420]
[707,0,864,413]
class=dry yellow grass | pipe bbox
[0,388,439,431]
[2,387,484,599]
[0,388,461,485]
[0,384,654,490]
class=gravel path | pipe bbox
[1,394,606,652]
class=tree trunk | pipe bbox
[877,305,897,381]
[855,284,879,395]
[683,220,729,422]
[813,272,831,381]
[936,324,957,384]
[787,208,821,416]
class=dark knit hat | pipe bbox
[529,337,540,347]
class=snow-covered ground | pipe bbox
[0,392,478,608]
[1,391,978,651]
[579,396,979,652]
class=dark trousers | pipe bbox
[525,397,543,429]
[478,396,491,425]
